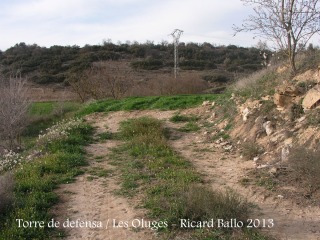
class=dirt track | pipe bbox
[52,110,320,240]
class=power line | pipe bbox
[170,29,183,79]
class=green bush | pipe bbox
[130,59,163,70]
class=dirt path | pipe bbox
[52,110,320,240]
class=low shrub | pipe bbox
[179,185,249,222]
[241,141,264,160]
[289,146,320,193]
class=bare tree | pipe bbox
[233,0,320,73]
[0,74,30,150]
[67,62,133,101]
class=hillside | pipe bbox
[0,42,272,102]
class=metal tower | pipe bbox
[170,29,183,78]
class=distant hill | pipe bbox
[0,42,269,86]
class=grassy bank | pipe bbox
[0,120,93,240]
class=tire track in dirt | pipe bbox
[51,112,169,240]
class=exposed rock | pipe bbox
[202,100,210,106]
[257,164,270,169]
[274,84,304,108]
[263,121,274,136]
[238,100,261,122]
[274,93,293,107]
[277,84,303,97]
[281,145,290,162]
[223,145,233,151]
[284,138,293,146]
[293,68,320,84]
[262,95,271,101]
[297,116,306,123]
[242,107,250,122]
[277,194,284,199]
[269,167,278,175]
[302,85,320,110]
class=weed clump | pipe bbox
[241,141,264,160]
[289,146,320,194]
[170,114,199,123]
[179,185,249,222]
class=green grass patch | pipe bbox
[170,114,199,123]
[179,122,201,132]
[29,102,55,116]
[78,94,220,116]
[88,167,112,178]
[97,131,113,141]
[0,122,93,239]
[28,102,80,117]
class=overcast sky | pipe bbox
[0,0,261,51]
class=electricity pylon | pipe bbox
[170,29,183,78]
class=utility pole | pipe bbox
[170,29,183,78]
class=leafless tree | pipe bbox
[0,73,30,150]
[233,0,320,73]
[67,62,133,101]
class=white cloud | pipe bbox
[0,0,260,50]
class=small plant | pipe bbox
[97,131,113,140]
[241,141,264,160]
[307,109,320,126]
[290,103,304,121]
[179,122,200,132]
[170,114,199,123]
[289,146,320,194]
[0,150,24,172]
[257,175,277,191]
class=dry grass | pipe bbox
[231,62,289,100]
[179,184,249,222]
[289,146,320,194]
[129,71,208,96]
